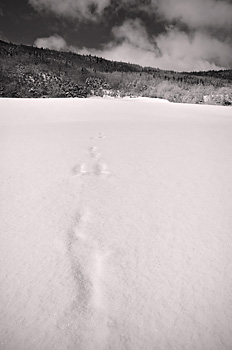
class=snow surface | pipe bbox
[0,97,232,350]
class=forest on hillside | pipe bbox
[0,40,231,105]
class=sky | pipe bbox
[0,0,232,71]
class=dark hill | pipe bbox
[0,40,231,105]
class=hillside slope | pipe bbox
[0,40,231,105]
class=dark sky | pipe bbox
[0,0,232,71]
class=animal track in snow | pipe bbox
[94,162,111,177]
[90,132,106,140]
[72,163,89,176]
[89,146,101,160]
[72,142,110,178]
[67,209,93,303]
[98,132,106,139]
[71,130,111,178]
[60,131,111,348]
[67,207,111,318]
[72,161,110,178]
[59,238,111,349]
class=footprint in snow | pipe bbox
[98,132,106,139]
[68,207,111,313]
[72,163,88,176]
[90,132,106,140]
[94,163,111,177]
[89,146,101,160]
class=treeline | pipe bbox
[0,40,231,105]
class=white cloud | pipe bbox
[77,20,232,71]
[34,35,67,51]
[29,0,232,71]
[34,17,232,71]
[112,18,156,52]
[79,42,158,66]
[28,0,111,20]
[28,0,232,31]
[155,27,232,71]
[152,0,232,30]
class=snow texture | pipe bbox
[0,97,232,350]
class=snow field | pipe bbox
[0,97,232,350]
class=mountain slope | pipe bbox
[0,40,231,105]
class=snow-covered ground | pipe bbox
[0,97,232,350]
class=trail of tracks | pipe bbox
[59,132,111,350]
